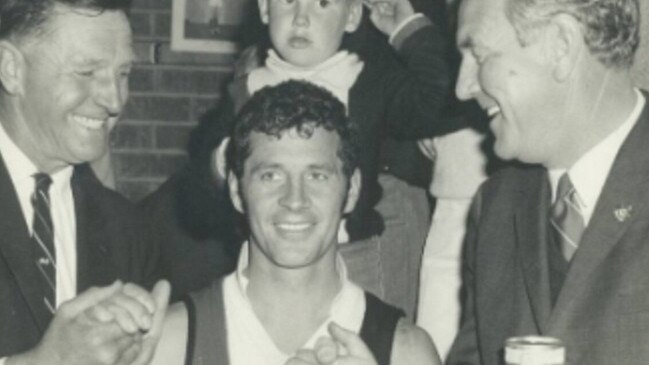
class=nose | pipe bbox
[279,176,310,211]
[455,58,480,101]
[95,73,126,116]
[292,0,310,27]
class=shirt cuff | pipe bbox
[388,13,432,50]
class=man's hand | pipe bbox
[6,280,171,365]
[284,322,378,365]
[128,280,171,365]
[363,0,416,36]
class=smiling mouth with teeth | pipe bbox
[486,106,501,118]
[276,223,313,232]
[71,115,106,130]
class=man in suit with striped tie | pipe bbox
[0,0,169,364]
[446,0,649,363]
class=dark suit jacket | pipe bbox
[0,157,160,357]
[447,96,649,365]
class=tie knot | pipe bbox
[556,174,575,203]
[34,173,52,194]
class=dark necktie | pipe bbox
[31,173,56,316]
[550,174,585,261]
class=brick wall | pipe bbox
[113,0,238,201]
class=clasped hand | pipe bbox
[8,280,170,365]
[285,322,377,365]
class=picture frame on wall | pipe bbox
[171,0,252,53]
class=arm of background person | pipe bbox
[364,0,457,139]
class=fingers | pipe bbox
[285,349,318,365]
[130,280,171,365]
[314,336,338,365]
[97,288,155,334]
[327,322,374,360]
[363,0,396,17]
[146,280,171,339]
[58,280,123,318]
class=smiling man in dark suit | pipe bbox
[446,0,649,363]
[0,1,168,364]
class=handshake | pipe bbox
[7,280,170,365]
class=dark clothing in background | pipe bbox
[140,169,242,301]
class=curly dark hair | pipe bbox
[506,0,639,69]
[228,80,360,180]
[0,0,131,41]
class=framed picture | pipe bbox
[171,0,253,53]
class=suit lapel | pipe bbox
[0,153,51,331]
[73,165,116,293]
[549,97,649,330]
[514,167,552,334]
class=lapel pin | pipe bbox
[614,205,633,222]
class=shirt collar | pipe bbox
[549,89,645,221]
[234,241,349,298]
[0,121,39,187]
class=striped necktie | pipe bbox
[31,173,56,316]
[550,174,585,261]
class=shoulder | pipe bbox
[73,163,138,214]
[150,302,189,365]
[390,319,441,365]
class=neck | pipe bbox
[245,246,341,309]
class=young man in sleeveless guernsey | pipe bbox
[149,81,440,365]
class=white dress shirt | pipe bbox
[549,89,645,225]
[223,242,366,365]
[0,123,77,307]
[0,122,78,364]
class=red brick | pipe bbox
[113,151,188,178]
[111,123,154,149]
[154,12,172,38]
[156,68,230,94]
[129,67,154,92]
[129,11,152,37]
[155,124,195,150]
[124,95,191,122]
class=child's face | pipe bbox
[259,0,362,67]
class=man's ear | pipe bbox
[545,13,584,82]
[345,0,363,33]
[258,0,270,25]
[343,168,361,214]
[228,172,245,214]
[0,41,25,96]
[212,137,230,181]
